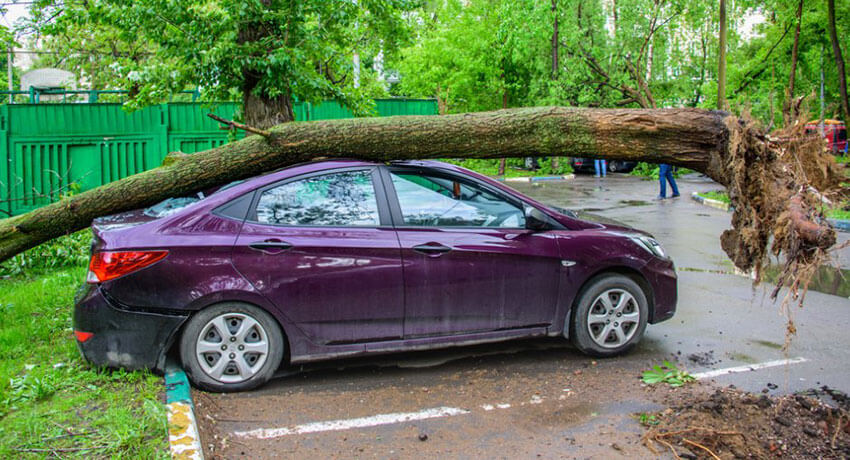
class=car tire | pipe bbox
[180,302,284,392]
[607,161,619,173]
[569,274,648,357]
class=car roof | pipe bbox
[213,159,469,198]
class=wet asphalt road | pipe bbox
[195,173,850,459]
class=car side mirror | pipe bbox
[525,206,551,231]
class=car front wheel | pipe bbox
[569,274,648,357]
[180,302,284,392]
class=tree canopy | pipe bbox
[25,0,416,126]
[15,0,850,128]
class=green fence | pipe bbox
[0,99,437,216]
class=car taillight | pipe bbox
[74,330,93,342]
[87,250,168,283]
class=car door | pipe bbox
[231,167,405,345]
[381,166,562,338]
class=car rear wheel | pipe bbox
[607,161,620,173]
[180,302,284,392]
[569,274,648,357]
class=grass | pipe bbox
[0,268,167,458]
[697,190,732,204]
[826,206,850,220]
[696,190,850,221]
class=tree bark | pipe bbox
[784,0,804,125]
[827,0,850,119]
[717,0,727,110]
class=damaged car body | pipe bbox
[74,160,677,392]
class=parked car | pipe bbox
[804,119,847,154]
[570,157,637,174]
[74,160,677,392]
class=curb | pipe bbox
[165,361,204,460]
[692,192,850,232]
[828,218,850,232]
[497,174,575,183]
[690,192,732,212]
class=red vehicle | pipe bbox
[805,119,848,154]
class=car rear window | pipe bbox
[143,180,245,218]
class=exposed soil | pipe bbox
[643,385,850,459]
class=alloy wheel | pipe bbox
[585,288,640,348]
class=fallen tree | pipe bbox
[0,106,844,300]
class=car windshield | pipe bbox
[143,180,245,218]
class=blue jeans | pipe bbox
[659,164,679,198]
[594,159,606,177]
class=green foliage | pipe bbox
[826,203,850,220]
[442,158,573,177]
[27,0,415,116]
[698,190,732,204]
[0,230,91,277]
[630,163,661,180]
[641,361,696,387]
[0,269,165,457]
[635,412,661,427]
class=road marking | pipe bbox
[692,357,808,380]
[234,406,470,440]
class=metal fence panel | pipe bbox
[0,99,436,216]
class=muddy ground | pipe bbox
[192,173,850,459]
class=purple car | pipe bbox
[74,160,676,392]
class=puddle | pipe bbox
[762,264,850,298]
[618,200,651,206]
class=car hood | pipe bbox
[547,205,651,235]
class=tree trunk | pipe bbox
[785,0,804,125]
[238,0,296,129]
[717,0,727,110]
[243,86,296,129]
[827,0,850,119]
[0,108,839,294]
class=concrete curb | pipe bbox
[497,174,575,183]
[692,192,850,233]
[165,361,204,460]
[690,192,732,212]
[828,218,850,232]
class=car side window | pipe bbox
[390,171,526,228]
[255,170,380,226]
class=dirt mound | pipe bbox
[643,387,850,459]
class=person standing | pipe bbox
[594,159,607,178]
[656,164,680,199]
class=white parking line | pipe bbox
[234,406,470,440]
[692,357,808,380]
[233,360,809,441]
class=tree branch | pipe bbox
[207,114,272,137]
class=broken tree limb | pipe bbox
[207,113,272,137]
[0,107,842,290]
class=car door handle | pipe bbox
[412,243,452,256]
[249,240,293,253]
